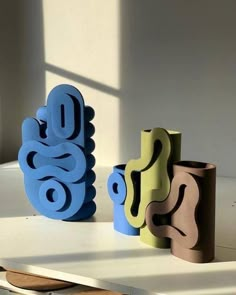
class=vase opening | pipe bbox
[175,161,215,170]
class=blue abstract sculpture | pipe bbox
[18,84,96,220]
[107,165,139,235]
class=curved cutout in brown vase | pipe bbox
[146,160,216,263]
[172,161,216,263]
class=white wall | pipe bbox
[43,0,121,166]
[119,0,236,177]
[1,0,236,177]
[0,1,45,162]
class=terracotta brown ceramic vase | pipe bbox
[146,160,216,263]
[171,161,216,263]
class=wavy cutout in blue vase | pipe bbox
[107,165,139,235]
[18,84,96,220]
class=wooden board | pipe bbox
[0,271,124,295]
[6,269,75,291]
[4,270,123,294]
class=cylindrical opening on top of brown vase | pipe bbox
[174,160,215,170]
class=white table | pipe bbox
[0,162,235,295]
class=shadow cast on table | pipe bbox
[214,245,236,263]
[5,247,170,265]
[113,269,236,293]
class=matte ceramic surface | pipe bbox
[146,171,200,251]
[124,128,181,247]
[108,165,139,236]
[171,161,216,263]
[18,84,96,221]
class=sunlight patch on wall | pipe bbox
[42,0,121,166]
[45,71,120,166]
[43,0,120,90]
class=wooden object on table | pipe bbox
[6,269,75,291]
[5,269,124,294]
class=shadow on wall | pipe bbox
[1,1,236,177]
[0,0,45,163]
[119,1,236,177]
